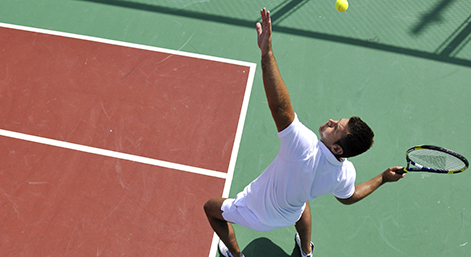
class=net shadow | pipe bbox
[76,0,471,67]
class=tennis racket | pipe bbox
[396,145,468,174]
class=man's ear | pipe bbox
[332,144,344,156]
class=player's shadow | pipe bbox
[240,237,301,257]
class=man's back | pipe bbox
[241,115,356,228]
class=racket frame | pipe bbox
[398,145,469,174]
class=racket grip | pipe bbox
[395,167,406,174]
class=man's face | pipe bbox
[319,118,350,152]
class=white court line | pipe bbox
[0,129,229,179]
[222,57,256,197]
[207,38,256,257]
[0,22,255,67]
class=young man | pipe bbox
[204,8,405,257]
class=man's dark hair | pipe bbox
[335,116,374,158]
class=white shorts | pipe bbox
[221,198,282,232]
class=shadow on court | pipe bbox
[77,0,471,67]
[218,237,302,257]
[411,0,456,35]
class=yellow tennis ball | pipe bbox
[335,0,349,12]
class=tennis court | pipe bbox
[1,0,470,256]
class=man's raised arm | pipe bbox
[256,8,295,132]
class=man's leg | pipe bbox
[204,197,242,257]
[295,202,312,255]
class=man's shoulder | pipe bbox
[279,114,317,139]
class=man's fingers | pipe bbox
[258,8,271,37]
[261,8,270,22]
[383,167,406,182]
[391,167,406,180]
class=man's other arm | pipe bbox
[336,166,405,205]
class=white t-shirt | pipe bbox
[234,114,356,227]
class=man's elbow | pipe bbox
[336,196,358,205]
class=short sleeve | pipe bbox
[332,163,356,199]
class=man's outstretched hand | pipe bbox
[256,8,272,56]
[383,166,406,183]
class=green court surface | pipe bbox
[2,0,471,256]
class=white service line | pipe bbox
[0,129,228,179]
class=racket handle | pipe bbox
[395,167,406,174]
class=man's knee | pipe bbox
[204,197,226,219]
[203,198,214,216]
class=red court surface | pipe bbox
[0,25,255,256]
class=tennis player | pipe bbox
[204,8,405,257]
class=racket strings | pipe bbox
[409,149,465,170]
